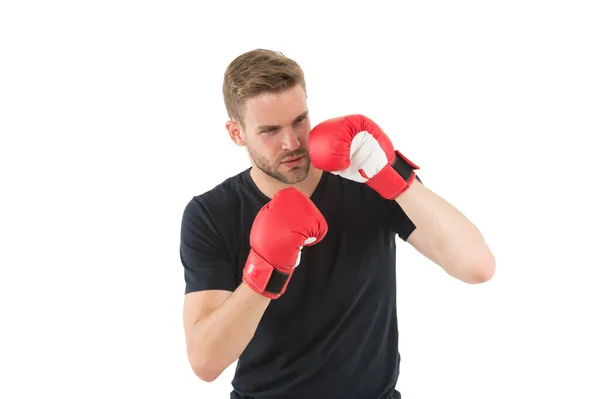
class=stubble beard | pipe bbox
[248,146,311,185]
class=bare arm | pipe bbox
[395,179,496,284]
[183,282,271,382]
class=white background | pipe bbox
[1,1,599,398]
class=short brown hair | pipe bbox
[222,49,306,128]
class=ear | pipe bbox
[225,120,246,146]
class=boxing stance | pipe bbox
[180,48,495,399]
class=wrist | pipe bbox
[242,249,293,299]
[391,151,418,181]
[367,150,419,199]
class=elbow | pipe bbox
[191,360,223,383]
[463,253,496,284]
[195,368,221,383]
[189,352,224,383]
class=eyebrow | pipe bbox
[256,111,309,132]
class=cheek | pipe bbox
[256,136,281,158]
[298,128,311,147]
[260,135,279,149]
[296,122,311,140]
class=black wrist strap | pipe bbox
[264,269,290,295]
[391,152,420,182]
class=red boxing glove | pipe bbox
[243,187,328,299]
[308,114,419,199]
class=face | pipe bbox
[228,84,312,184]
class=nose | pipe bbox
[280,126,300,151]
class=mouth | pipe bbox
[280,154,307,168]
[281,154,304,163]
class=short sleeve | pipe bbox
[179,197,237,294]
[388,201,416,241]
[388,174,421,241]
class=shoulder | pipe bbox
[181,169,250,230]
[185,169,248,211]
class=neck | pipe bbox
[250,166,323,199]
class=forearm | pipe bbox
[396,179,495,283]
[189,282,270,381]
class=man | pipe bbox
[179,49,495,399]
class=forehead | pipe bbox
[242,85,307,128]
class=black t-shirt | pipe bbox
[179,168,416,399]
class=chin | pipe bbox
[276,165,310,185]
[283,170,309,185]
